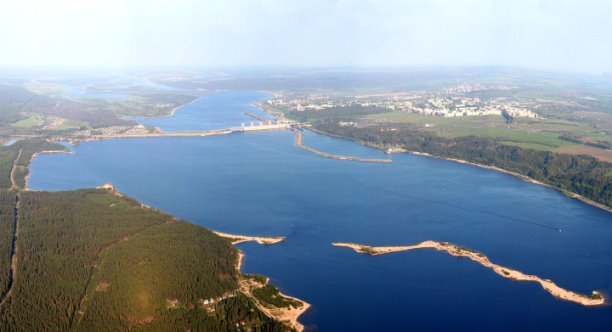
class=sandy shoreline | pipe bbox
[23,149,72,190]
[213,230,285,245]
[216,230,310,331]
[304,125,610,212]
[333,241,606,307]
[239,273,311,332]
[402,149,612,213]
[371,140,612,213]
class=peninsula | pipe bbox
[294,130,391,163]
[333,241,605,307]
[0,138,308,331]
[214,230,310,331]
[213,231,285,245]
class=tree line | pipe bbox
[315,121,611,208]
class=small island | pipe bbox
[333,241,605,307]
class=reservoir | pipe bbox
[28,91,612,331]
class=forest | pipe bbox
[0,190,16,302]
[253,285,303,309]
[0,84,132,135]
[0,189,291,331]
[0,140,67,190]
[314,121,611,208]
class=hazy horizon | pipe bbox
[1,0,611,74]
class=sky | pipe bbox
[0,0,611,73]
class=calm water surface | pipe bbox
[135,91,271,132]
[29,91,612,331]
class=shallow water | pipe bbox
[29,92,612,331]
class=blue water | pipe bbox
[134,91,272,133]
[28,92,612,331]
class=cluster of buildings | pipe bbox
[440,83,518,94]
[416,97,538,118]
[40,118,65,130]
[266,97,336,111]
[267,84,538,119]
[71,124,157,137]
[198,292,237,308]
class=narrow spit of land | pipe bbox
[213,231,285,245]
[214,230,310,331]
[295,131,392,163]
[333,241,605,307]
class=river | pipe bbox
[28,91,612,331]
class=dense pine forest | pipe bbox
[0,189,290,331]
[0,142,295,331]
[314,121,612,208]
[0,139,67,189]
[0,190,16,301]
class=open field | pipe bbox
[0,80,198,138]
[557,144,612,163]
[366,112,611,153]
[11,116,42,129]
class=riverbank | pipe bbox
[333,241,606,307]
[308,127,611,213]
[217,230,310,331]
[24,149,72,190]
[124,96,200,120]
[403,149,612,213]
[239,270,311,332]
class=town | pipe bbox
[266,83,539,119]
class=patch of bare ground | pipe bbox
[213,230,285,245]
[579,111,612,128]
[120,313,155,325]
[166,298,180,309]
[556,145,612,163]
[136,316,155,324]
[95,281,110,292]
[239,276,310,332]
[224,233,311,331]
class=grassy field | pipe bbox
[11,116,41,129]
[366,112,584,151]
[557,144,612,163]
[1,82,198,137]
